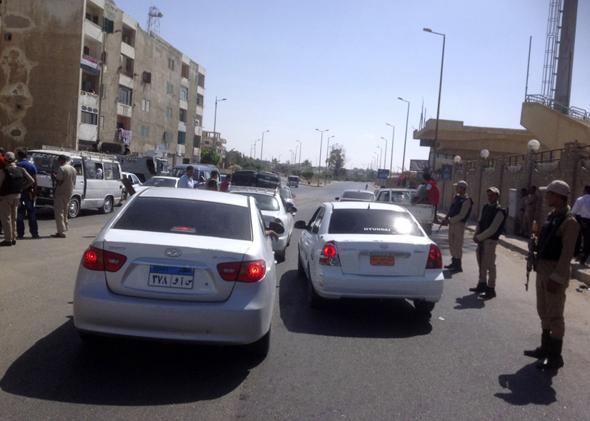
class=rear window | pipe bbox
[114,197,252,240]
[328,209,422,236]
[143,177,177,187]
[236,193,279,211]
[342,191,375,201]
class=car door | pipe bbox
[300,206,325,269]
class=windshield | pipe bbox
[288,176,299,181]
[143,177,177,187]
[342,191,375,201]
[114,197,252,240]
[30,152,60,174]
[329,209,422,236]
[237,193,279,211]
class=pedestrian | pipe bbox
[220,174,231,192]
[0,152,35,246]
[51,155,77,239]
[441,180,473,273]
[178,165,196,189]
[15,148,39,239]
[571,185,590,264]
[524,180,578,370]
[472,186,507,300]
[206,170,220,191]
[517,187,528,236]
[522,186,538,237]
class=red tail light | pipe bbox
[426,244,442,269]
[217,260,266,283]
[82,246,127,272]
[319,242,341,266]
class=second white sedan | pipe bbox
[296,202,444,316]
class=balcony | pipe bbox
[181,77,189,88]
[197,85,205,96]
[178,121,187,132]
[196,105,204,116]
[194,126,202,136]
[121,41,135,59]
[119,73,134,89]
[83,19,103,43]
[117,103,132,118]
[88,0,105,9]
[179,99,188,110]
[79,90,99,110]
[79,123,98,142]
[176,144,186,156]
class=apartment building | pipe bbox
[0,0,205,163]
[201,130,227,159]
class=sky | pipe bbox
[116,0,590,169]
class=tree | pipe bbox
[201,148,221,165]
[301,169,314,183]
[328,147,346,177]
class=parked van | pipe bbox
[118,155,169,182]
[29,147,124,218]
[170,164,219,188]
[287,175,300,188]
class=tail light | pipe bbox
[426,244,442,269]
[217,260,266,283]
[319,242,341,266]
[82,246,127,272]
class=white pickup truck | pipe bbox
[375,188,436,235]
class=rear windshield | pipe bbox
[342,191,375,201]
[143,177,177,187]
[328,209,422,236]
[288,176,299,181]
[114,197,252,240]
[236,193,279,211]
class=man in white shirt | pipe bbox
[178,166,196,189]
[572,185,590,264]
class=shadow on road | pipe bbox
[495,363,557,406]
[454,293,485,310]
[279,270,432,338]
[0,319,258,405]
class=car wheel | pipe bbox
[307,269,325,310]
[275,249,286,263]
[413,300,435,318]
[248,329,270,359]
[68,197,81,219]
[298,250,306,278]
[101,196,114,214]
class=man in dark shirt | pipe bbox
[15,148,39,239]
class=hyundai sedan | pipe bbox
[73,188,282,357]
[296,202,444,316]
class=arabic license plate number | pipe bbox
[370,255,395,266]
[148,266,194,289]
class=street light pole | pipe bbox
[213,96,227,135]
[260,129,269,161]
[325,135,335,185]
[380,137,389,170]
[386,123,395,174]
[315,128,329,187]
[398,97,410,173]
[377,145,382,171]
[423,28,446,172]
[296,140,302,168]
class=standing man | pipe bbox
[524,180,578,370]
[16,148,39,239]
[472,187,507,300]
[0,152,34,246]
[51,155,77,239]
[571,185,590,264]
[441,180,473,273]
[178,165,196,189]
[522,186,539,237]
[206,170,220,191]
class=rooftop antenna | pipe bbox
[147,6,163,34]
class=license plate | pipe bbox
[370,255,395,266]
[148,266,194,289]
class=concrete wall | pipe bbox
[0,0,83,150]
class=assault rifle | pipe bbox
[525,221,539,291]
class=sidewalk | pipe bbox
[437,213,590,288]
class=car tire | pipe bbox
[68,197,81,219]
[307,271,325,310]
[248,329,270,359]
[101,196,114,214]
[275,249,286,263]
[413,300,435,318]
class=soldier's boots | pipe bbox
[469,283,486,293]
[537,337,564,370]
[446,258,462,273]
[524,329,550,359]
[444,258,456,269]
[478,286,496,300]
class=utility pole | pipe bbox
[315,128,329,186]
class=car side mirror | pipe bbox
[287,204,298,214]
[335,197,340,201]
[268,221,285,235]
[294,220,308,230]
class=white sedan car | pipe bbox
[73,188,282,357]
[296,202,444,316]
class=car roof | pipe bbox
[138,187,251,207]
[343,189,375,194]
[329,201,407,212]
[379,188,416,192]
[231,187,278,197]
[150,176,179,180]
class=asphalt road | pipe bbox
[1,182,590,420]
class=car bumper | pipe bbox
[314,269,444,302]
[73,270,274,345]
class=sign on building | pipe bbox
[377,169,390,180]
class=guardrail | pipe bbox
[525,94,590,122]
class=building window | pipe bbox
[180,86,189,102]
[194,117,201,127]
[81,111,98,125]
[166,82,174,95]
[140,125,150,138]
[197,73,205,88]
[168,58,175,71]
[118,85,133,105]
[194,135,201,147]
[181,63,190,79]
[141,99,151,112]
[122,25,135,47]
[166,106,173,119]
[178,131,186,145]
[196,94,204,107]
[120,54,134,77]
[179,109,187,123]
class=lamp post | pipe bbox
[259,129,270,161]
[380,137,389,171]
[296,140,302,168]
[377,145,383,171]
[252,138,261,159]
[315,128,329,186]
[213,96,227,135]
[325,135,335,184]
[477,149,490,219]
[527,139,541,188]
[423,27,446,172]
[397,97,410,173]
[386,123,395,174]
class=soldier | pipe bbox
[472,187,507,300]
[441,180,473,272]
[51,155,77,239]
[524,180,579,370]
